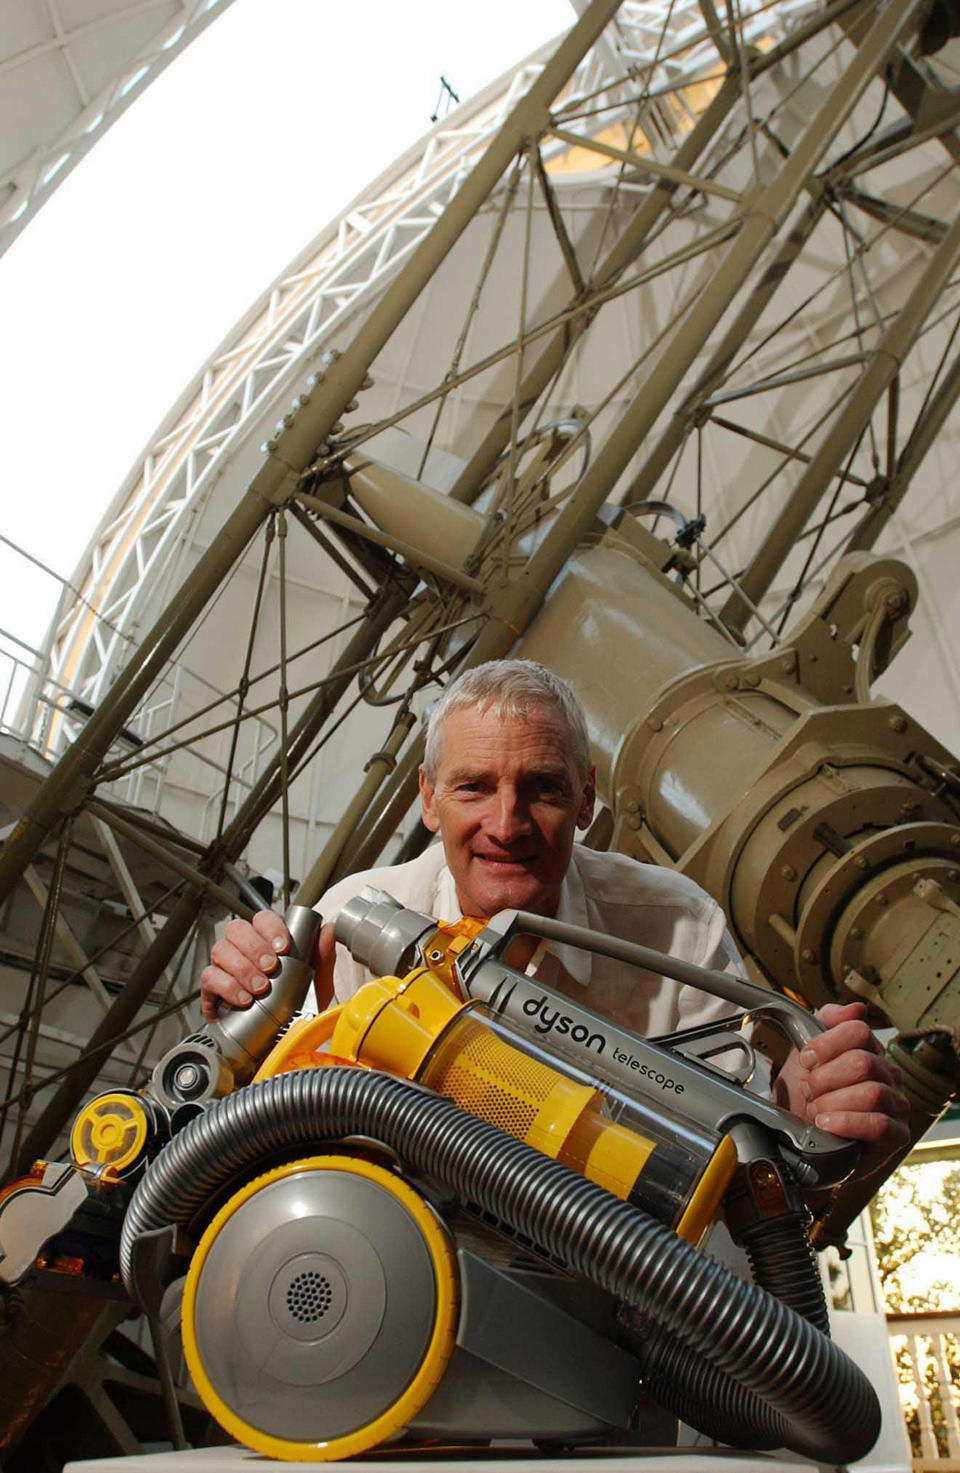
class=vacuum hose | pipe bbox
[120,1068,880,1464]
[625,1213,831,1451]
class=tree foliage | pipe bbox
[870,1159,960,1313]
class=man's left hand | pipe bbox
[775,1001,911,1177]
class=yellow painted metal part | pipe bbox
[181,1154,459,1462]
[675,1133,738,1244]
[70,1092,148,1174]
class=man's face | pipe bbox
[418,702,595,919]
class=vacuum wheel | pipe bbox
[181,1154,459,1460]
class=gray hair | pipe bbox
[423,660,590,781]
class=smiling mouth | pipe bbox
[473,854,538,867]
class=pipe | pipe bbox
[294,491,485,595]
[120,1069,880,1464]
[296,712,415,906]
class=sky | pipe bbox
[0,0,571,700]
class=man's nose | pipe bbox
[485,786,532,841]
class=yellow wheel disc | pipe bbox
[182,1155,459,1461]
[70,1092,148,1174]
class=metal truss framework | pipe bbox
[3,0,960,1195]
[32,0,817,749]
[0,0,236,259]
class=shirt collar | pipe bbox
[433,845,593,987]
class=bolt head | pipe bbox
[888,714,908,733]
[853,854,868,870]
[801,948,816,964]
[722,672,739,689]
[948,869,960,882]
[625,799,640,813]
[780,864,796,881]
[876,893,888,907]
[780,655,796,673]
[850,926,863,940]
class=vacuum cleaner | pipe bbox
[0,893,882,1463]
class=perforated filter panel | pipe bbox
[423,1017,559,1139]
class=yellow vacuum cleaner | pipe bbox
[2,894,880,1464]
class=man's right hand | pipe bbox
[200,911,336,1021]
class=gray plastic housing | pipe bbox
[150,904,322,1108]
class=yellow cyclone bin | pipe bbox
[319,964,734,1241]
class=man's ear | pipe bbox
[576,766,597,831]
[419,766,441,833]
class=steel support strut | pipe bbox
[848,346,960,551]
[0,0,624,909]
[10,589,408,1170]
[723,205,960,629]
[519,0,924,601]
[447,77,741,507]
[622,188,831,507]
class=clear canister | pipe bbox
[419,1002,734,1240]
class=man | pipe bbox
[201,659,909,1167]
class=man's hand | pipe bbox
[775,1001,911,1176]
[200,911,336,1021]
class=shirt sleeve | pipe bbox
[673,897,747,1030]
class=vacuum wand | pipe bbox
[150,903,322,1110]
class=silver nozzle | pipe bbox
[334,886,435,978]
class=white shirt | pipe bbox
[312,843,743,1037]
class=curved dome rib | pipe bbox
[0,0,236,258]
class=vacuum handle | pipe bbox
[477,910,824,1052]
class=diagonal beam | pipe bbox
[847,341,960,551]
[92,818,186,998]
[22,867,140,1065]
[448,76,742,505]
[723,205,960,628]
[842,187,948,244]
[549,123,744,202]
